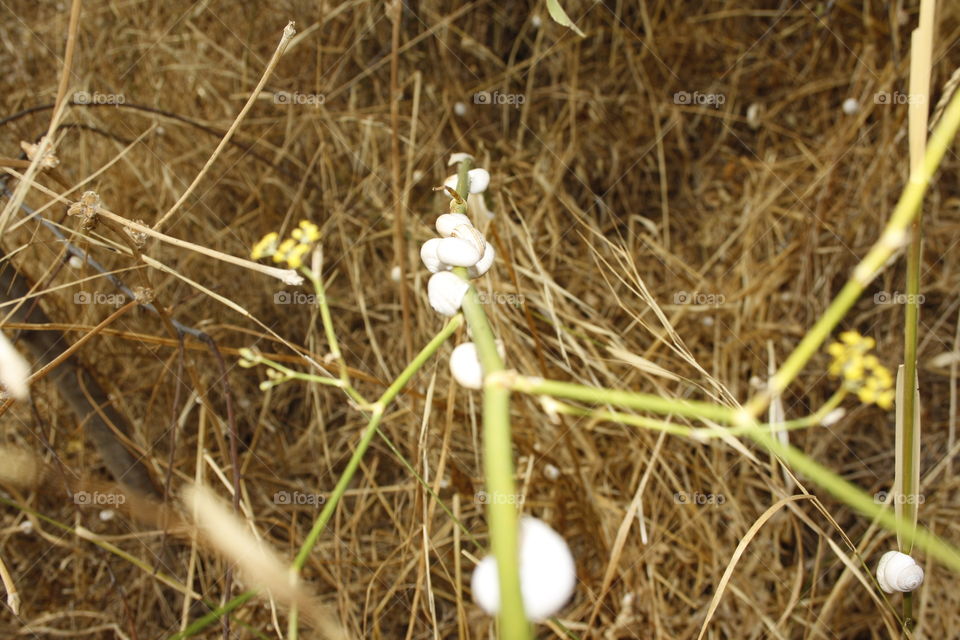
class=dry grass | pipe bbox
[2,2,960,638]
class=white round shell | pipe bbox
[471,516,576,622]
[877,550,924,593]
[468,242,495,278]
[842,97,860,115]
[467,168,490,194]
[451,224,486,255]
[437,237,482,267]
[436,213,472,237]
[420,238,448,273]
[450,342,483,389]
[427,271,470,316]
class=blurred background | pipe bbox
[1,1,960,638]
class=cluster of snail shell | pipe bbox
[422,168,496,390]
[876,550,924,594]
[421,163,576,622]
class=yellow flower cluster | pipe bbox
[250,220,321,268]
[827,331,894,409]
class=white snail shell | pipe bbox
[450,342,483,389]
[467,168,490,194]
[471,516,576,623]
[451,223,486,255]
[427,271,470,316]
[436,237,481,267]
[436,213,472,237]
[876,551,924,593]
[450,340,506,389]
[468,242,495,278]
[0,332,30,400]
[420,238,448,273]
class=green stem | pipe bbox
[454,157,530,640]
[302,263,366,406]
[292,314,463,571]
[743,88,960,419]
[502,374,734,423]
[202,318,463,640]
[902,206,922,559]
[546,388,845,440]
[743,427,960,572]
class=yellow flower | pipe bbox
[251,232,279,260]
[292,220,321,243]
[273,238,297,263]
[827,331,893,410]
[252,221,320,268]
[285,243,312,269]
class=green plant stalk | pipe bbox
[248,354,344,389]
[453,157,530,640]
[191,317,463,640]
[743,87,960,419]
[549,400,694,437]
[547,388,846,440]
[504,374,734,423]
[287,315,463,639]
[170,592,258,640]
[743,427,960,572]
[375,428,482,546]
[460,284,529,640]
[902,223,921,557]
[292,313,463,571]
[901,130,925,632]
[303,263,366,406]
[531,383,960,569]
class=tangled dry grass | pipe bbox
[2,1,960,638]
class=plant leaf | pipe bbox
[546,0,585,37]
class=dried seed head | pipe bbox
[20,137,59,168]
[68,191,102,230]
[133,286,154,305]
[124,219,148,248]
